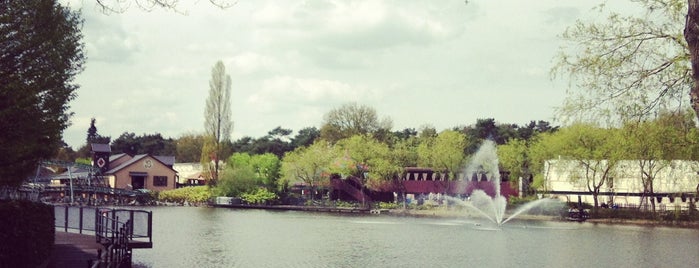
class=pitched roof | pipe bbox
[105,154,178,174]
[91,143,111,153]
[154,156,175,166]
[109,153,130,162]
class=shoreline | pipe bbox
[383,208,699,229]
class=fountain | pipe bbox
[449,140,557,226]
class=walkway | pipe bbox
[48,232,101,268]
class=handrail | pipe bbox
[54,206,152,246]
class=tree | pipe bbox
[111,132,176,156]
[290,127,320,149]
[77,118,111,158]
[281,140,337,199]
[215,152,280,198]
[86,118,107,145]
[332,135,401,195]
[0,0,85,187]
[553,0,691,123]
[686,0,699,121]
[552,124,623,208]
[176,133,206,163]
[622,110,698,212]
[319,102,392,143]
[498,138,530,190]
[202,60,232,185]
[417,130,466,178]
[94,0,235,14]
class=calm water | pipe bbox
[131,206,699,268]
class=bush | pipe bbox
[377,202,400,210]
[158,186,211,204]
[241,188,278,205]
[0,200,54,267]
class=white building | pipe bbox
[543,159,699,210]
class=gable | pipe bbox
[106,154,177,175]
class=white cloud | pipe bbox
[248,76,377,112]
[227,52,281,75]
[60,0,618,149]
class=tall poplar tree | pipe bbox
[203,60,232,185]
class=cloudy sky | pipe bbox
[60,0,615,148]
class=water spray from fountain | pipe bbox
[450,140,556,227]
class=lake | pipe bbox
[131,206,699,268]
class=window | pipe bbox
[154,176,168,187]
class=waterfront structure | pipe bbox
[543,159,699,209]
[329,167,517,203]
[102,154,177,191]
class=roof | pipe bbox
[106,154,148,174]
[154,156,175,166]
[109,153,129,162]
[105,154,178,175]
[91,143,111,153]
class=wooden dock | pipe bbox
[48,232,102,268]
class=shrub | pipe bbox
[241,188,278,205]
[158,186,211,204]
[0,200,54,267]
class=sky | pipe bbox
[60,0,616,149]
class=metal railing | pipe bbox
[54,206,152,244]
[93,212,133,267]
[54,206,152,267]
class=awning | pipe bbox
[129,171,148,177]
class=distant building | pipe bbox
[543,159,699,209]
[89,143,177,191]
[173,163,207,187]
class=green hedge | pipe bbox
[0,200,55,268]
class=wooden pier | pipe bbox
[49,232,102,268]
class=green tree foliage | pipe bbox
[320,102,393,143]
[214,166,256,197]
[526,132,563,191]
[281,140,337,197]
[550,124,623,208]
[290,127,320,149]
[553,0,690,122]
[459,119,557,154]
[76,118,111,158]
[391,136,420,168]
[497,138,529,186]
[231,126,299,158]
[176,132,206,163]
[203,60,233,185]
[332,135,401,190]
[215,153,281,197]
[417,130,466,178]
[621,110,699,212]
[0,0,85,187]
[111,132,176,156]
